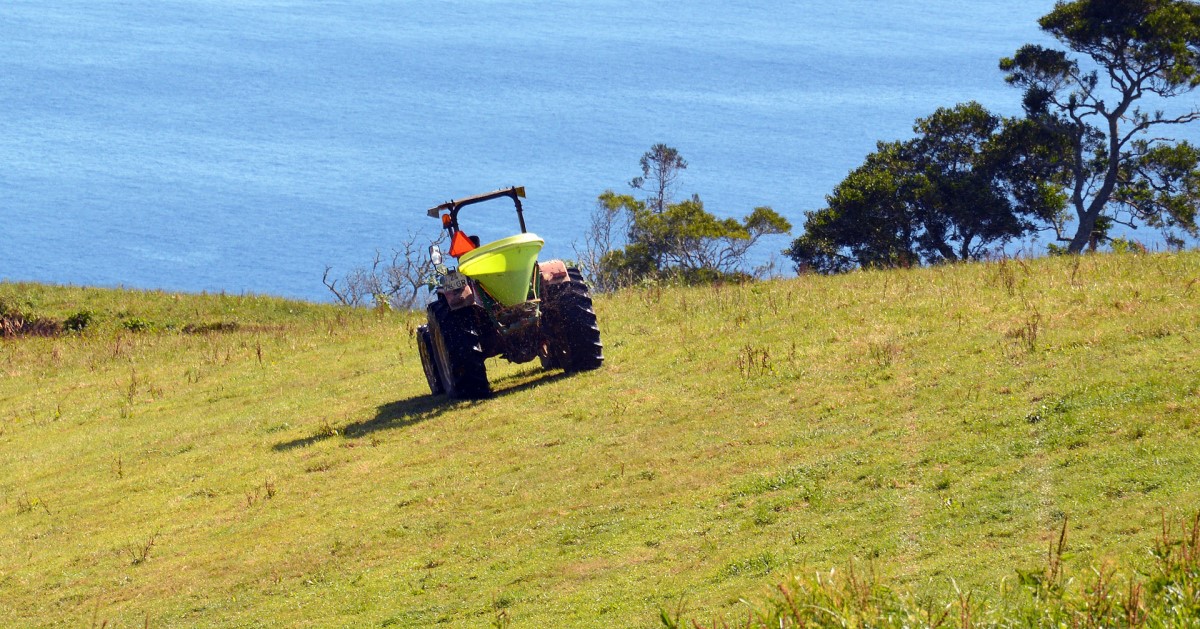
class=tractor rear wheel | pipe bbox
[540,267,603,372]
[417,324,445,396]
[427,300,491,399]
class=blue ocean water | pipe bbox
[2,1,1057,301]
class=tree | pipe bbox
[629,143,688,214]
[323,230,444,310]
[579,145,791,288]
[1113,141,1200,247]
[573,190,632,291]
[785,103,1065,273]
[1000,0,1200,252]
[626,195,791,278]
[786,142,922,274]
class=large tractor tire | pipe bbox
[416,324,445,396]
[427,300,491,399]
[540,267,603,372]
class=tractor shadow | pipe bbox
[271,368,571,450]
[345,369,571,438]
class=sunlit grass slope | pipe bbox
[2,251,1198,627]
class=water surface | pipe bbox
[2,1,1059,300]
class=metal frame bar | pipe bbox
[426,186,527,234]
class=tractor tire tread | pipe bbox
[541,267,603,372]
[427,300,490,399]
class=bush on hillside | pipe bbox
[0,299,62,338]
[578,145,791,291]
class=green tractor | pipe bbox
[416,186,603,399]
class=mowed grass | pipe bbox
[1,251,1198,627]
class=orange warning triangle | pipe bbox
[448,231,477,257]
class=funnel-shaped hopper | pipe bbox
[458,233,545,306]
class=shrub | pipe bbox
[0,300,62,338]
[63,309,95,333]
[121,317,155,333]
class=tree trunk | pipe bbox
[1067,210,1098,253]
[1066,110,1126,254]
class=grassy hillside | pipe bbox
[2,252,1198,627]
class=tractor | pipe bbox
[416,186,603,399]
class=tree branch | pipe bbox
[322,266,351,305]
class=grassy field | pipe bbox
[1,251,1198,627]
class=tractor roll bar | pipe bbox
[426,186,527,234]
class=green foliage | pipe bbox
[795,0,1200,270]
[1114,141,1200,248]
[630,143,688,214]
[601,195,790,285]
[121,317,155,333]
[1000,0,1200,252]
[62,309,95,333]
[1110,237,1149,255]
[786,103,1066,273]
[595,146,791,287]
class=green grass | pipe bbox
[1,251,1198,627]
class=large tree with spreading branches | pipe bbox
[1001,0,1200,251]
[785,103,1066,273]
